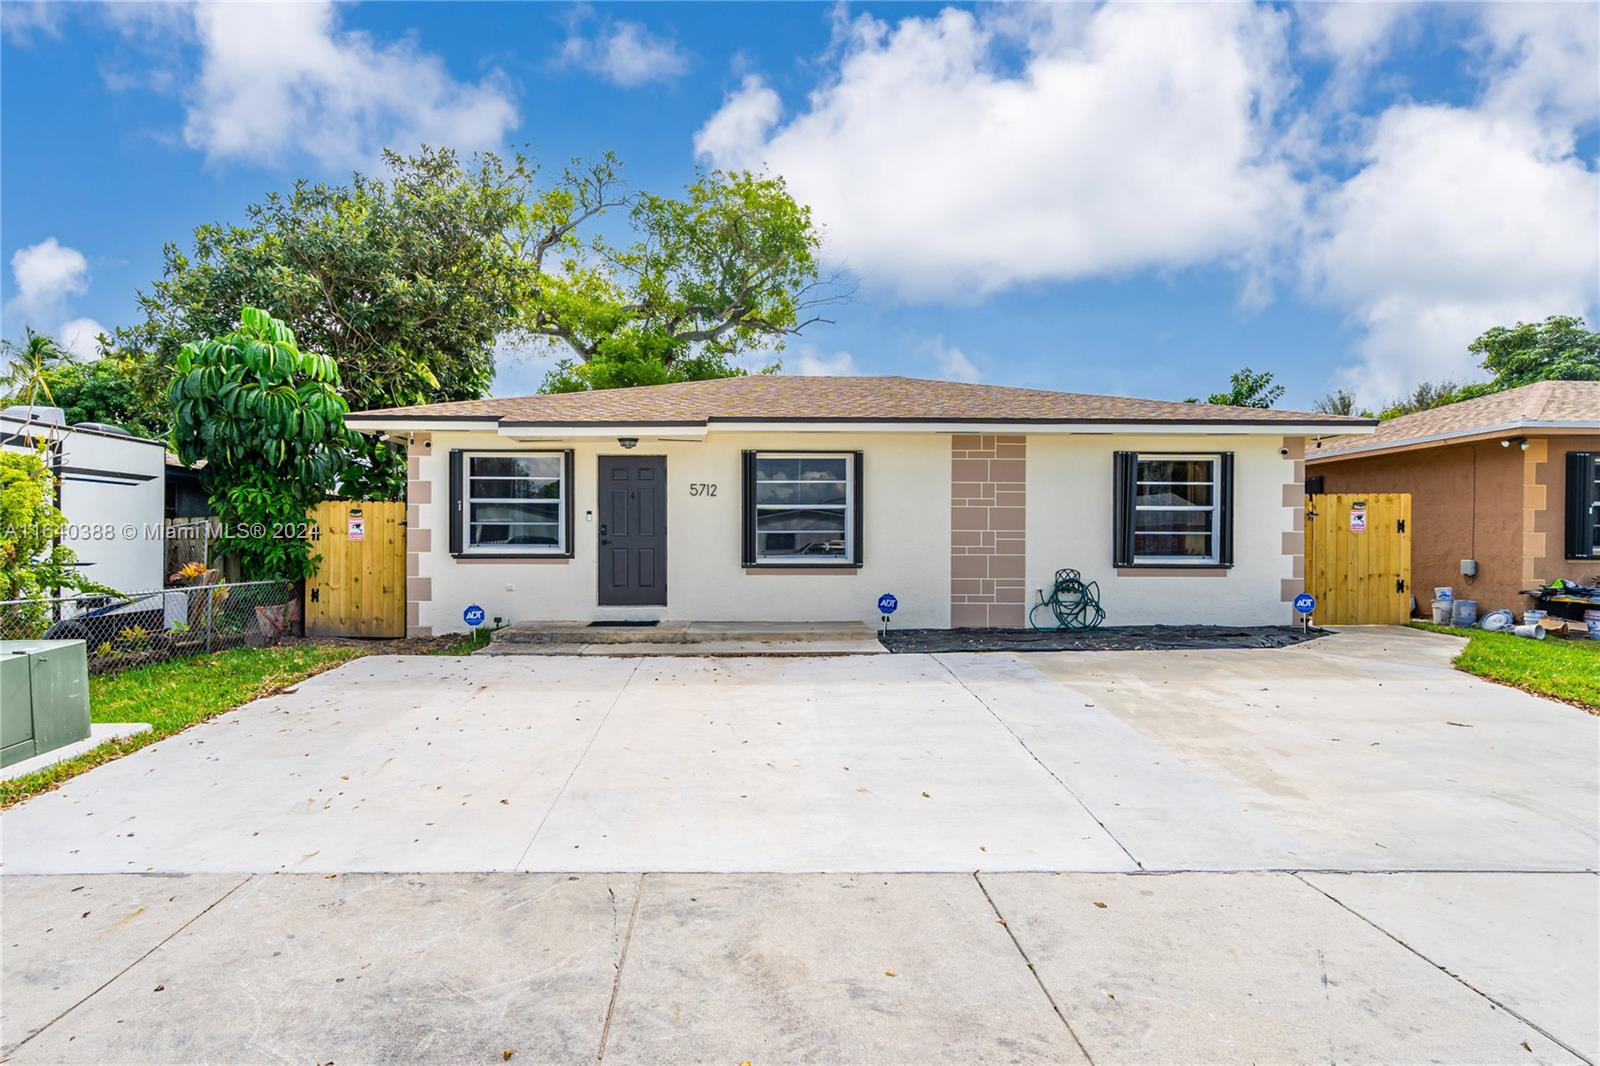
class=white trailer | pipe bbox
[1,407,168,595]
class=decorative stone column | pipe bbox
[1280,436,1306,621]
[405,433,433,638]
[950,434,1026,628]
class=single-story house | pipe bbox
[346,376,1374,635]
[1306,380,1600,615]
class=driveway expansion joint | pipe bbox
[972,871,1095,1065]
[1290,872,1596,1065]
[5,873,253,1056]
[932,653,1145,871]
[513,657,644,871]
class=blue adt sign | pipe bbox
[1293,592,1317,615]
[463,604,486,627]
[877,593,899,615]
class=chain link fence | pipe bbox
[0,579,300,674]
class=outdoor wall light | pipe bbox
[1500,436,1529,450]
[618,437,639,449]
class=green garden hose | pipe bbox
[1028,568,1106,631]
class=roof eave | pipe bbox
[1307,419,1600,463]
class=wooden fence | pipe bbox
[1305,492,1413,625]
[303,501,406,638]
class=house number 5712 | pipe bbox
[689,483,718,497]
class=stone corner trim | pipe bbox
[951,434,1026,628]
[1281,435,1306,622]
[406,433,433,638]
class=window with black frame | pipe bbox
[1566,451,1599,559]
[464,453,565,552]
[1114,450,1234,567]
[746,453,858,564]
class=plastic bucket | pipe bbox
[1431,600,1453,625]
[1589,620,1600,641]
[1523,610,1547,625]
[1433,587,1454,601]
[1450,599,1479,627]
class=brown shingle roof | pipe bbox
[347,375,1371,428]
[1309,380,1600,461]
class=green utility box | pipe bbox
[1,640,91,769]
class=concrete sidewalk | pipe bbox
[2,871,1594,1064]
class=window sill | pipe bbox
[452,552,573,563]
[1116,564,1232,576]
[744,563,863,574]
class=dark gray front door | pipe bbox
[598,455,667,606]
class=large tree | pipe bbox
[1187,367,1285,408]
[519,163,834,392]
[1466,314,1599,389]
[117,149,534,492]
[116,148,833,489]
[1371,315,1598,419]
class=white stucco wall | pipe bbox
[1025,434,1296,626]
[410,428,1299,632]
[412,430,953,633]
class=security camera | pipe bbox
[1279,447,1290,457]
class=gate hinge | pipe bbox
[1397,518,1406,533]
[310,588,320,602]
[1396,578,1406,594]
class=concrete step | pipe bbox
[492,621,879,646]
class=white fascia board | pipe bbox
[704,420,1375,436]
[495,423,709,440]
[1307,418,1600,462]
[346,419,497,433]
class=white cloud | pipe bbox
[8,238,89,323]
[1303,4,1600,403]
[1,1,63,45]
[561,18,688,87]
[789,347,860,376]
[175,2,517,167]
[58,317,108,361]
[927,338,980,382]
[694,4,1301,300]
[1307,106,1598,401]
[695,75,782,164]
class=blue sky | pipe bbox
[2,1,1596,410]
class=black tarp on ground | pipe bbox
[878,624,1327,654]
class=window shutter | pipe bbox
[853,451,865,566]
[448,449,463,556]
[1112,451,1136,567]
[563,449,576,556]
[1567,452,1597,559]
[740,450,757,566]
[1218,452,1235,567]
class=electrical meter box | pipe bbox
[1,640,91,769]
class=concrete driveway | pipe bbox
[3,628,1597,1063]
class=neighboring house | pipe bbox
[1,407,167,594]
[165,453,210,519]
[346,376,1372,635]
[1306,381,1600,615]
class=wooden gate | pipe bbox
[304,501,406,638]
[1305,493,1412,625]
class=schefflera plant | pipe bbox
[169,306,351,580]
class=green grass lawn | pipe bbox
[1,643,363,808]
[1408,621,1600,712]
